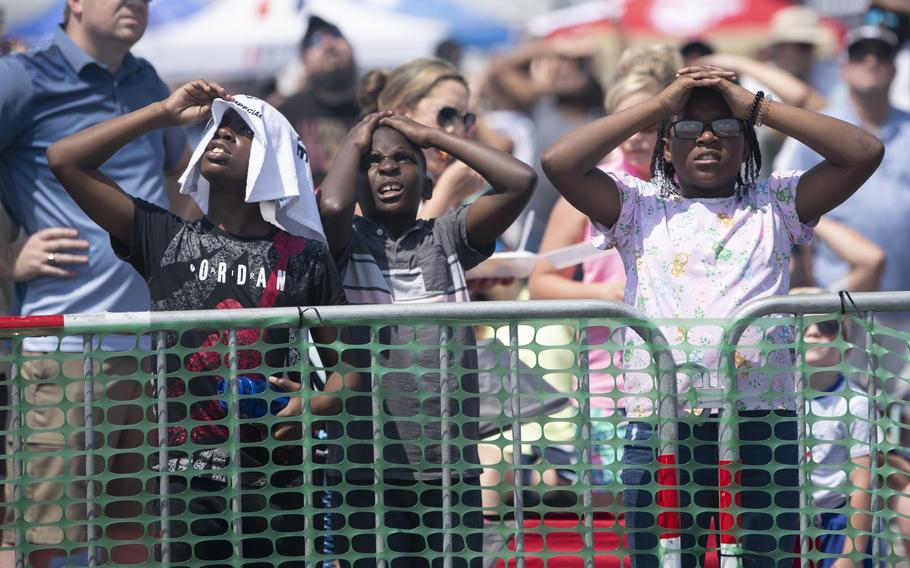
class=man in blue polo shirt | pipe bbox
[0,1,190,564]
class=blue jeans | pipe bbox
[621,411,799,568]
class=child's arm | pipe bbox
[47,80,231,245]
[697,54,827,111]
[832,455,873,568]
[528,197,624,301]
[269,325,368,440]
[380,114,537,249]
[319,112,390,258]
[540,67,737,229]
[706,73,884,223]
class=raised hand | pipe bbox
[162,79,232,126]
[708,75,759,121]
[341,111,390,154]
[379,114,438,148]
[656,66,738,116]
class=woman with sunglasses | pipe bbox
[542,65,884,567]
[358,57,486,219]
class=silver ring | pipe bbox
[46,252,56,265]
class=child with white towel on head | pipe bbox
[48,79,360,565]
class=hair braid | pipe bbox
[735,121,763,200]
[650,119,678,198]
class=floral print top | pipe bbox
[590,171,814,416]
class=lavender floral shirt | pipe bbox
[591,171,813,416]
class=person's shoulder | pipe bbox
[276,89,318,115]
[610,172,659,199]
[0,48,42,95]
[126,54,169,85]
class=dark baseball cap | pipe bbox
[845,24,899,51]
[301,15,344,51]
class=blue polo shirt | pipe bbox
[774,102,910,328]
[0,27,187,351]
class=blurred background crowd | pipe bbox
[2,1,910,565]
[2,0,909,307]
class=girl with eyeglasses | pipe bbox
[542,66,884,567]
[358,57,487,219]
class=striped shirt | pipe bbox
[336,205,492,480]
[339,206,491,304]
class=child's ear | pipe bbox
[421,175,434,201]
[662,136,671,163]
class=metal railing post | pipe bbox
[439,326,452,568]
[10,338,24,568]
[864,312,883,567]
[795,316,810,568]
[82,335,98,567]
[508,322,524,568]
[227,329,241,568]
[369,325,386,568]
[156,331,171,567]
[577,325,593,568]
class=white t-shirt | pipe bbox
[809,376,876,510]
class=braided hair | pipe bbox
[650,111,763,200]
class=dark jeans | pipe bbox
[318,473,484,568]
[621,411,800,568]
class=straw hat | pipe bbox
[768,6,835,50]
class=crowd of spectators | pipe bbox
[2,0,910,566]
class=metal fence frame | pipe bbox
[725,290,910,568]
[3,293,909,567]
[0,300,680,568]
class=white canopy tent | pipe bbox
[131,0,450,82]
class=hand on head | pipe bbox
[657,66,754,119]
[378,114,438,148]
[344,111,392,154]
[163,79,233,126]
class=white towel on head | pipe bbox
[178,94,325,243]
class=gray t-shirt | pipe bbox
[336,207,493,480]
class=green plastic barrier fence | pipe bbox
[0,297,906,568]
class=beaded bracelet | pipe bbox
[747,90,765,127]
[755,97,771,128]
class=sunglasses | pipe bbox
[436,107,476,133]
[847,41,895,62]
[670,118,743,140]
[813,319,840,337]
[303,29,343,50]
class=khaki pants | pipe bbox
[3,353,143,547]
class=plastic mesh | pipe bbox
[0,309,907,567]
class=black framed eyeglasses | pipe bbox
[436,107,476,132]
[670,118,743,139]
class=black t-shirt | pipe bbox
[113,199,345,482]
[277,89,360,185]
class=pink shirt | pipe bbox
[591,171,813,416]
